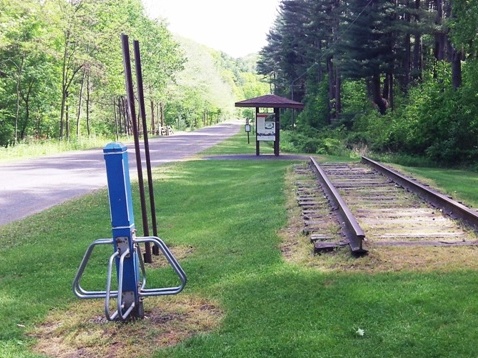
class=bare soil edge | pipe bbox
[29,245,221,358]
[29,294,223,358]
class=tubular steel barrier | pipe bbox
[72,142,187,321]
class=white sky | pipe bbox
[141,0,281,58]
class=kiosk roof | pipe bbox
[235,94,304,110]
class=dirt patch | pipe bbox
[350,244,478,272]
[146,244,194,269]
[279,166,314,262]
[30,295,223,358]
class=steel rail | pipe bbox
[362,156,478,231]
[309,157,367,255]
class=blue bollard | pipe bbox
[103,142,143,319]
[72,142,186,321]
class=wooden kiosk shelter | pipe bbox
[235,94,304,156]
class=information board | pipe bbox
[256,113,275,141]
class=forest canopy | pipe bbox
[258,0,478,165]
[5,0,476,166]
[0,0,267,147]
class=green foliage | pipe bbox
[0,0,179,144]
[296,79,330,129]
[449,0,478,58]
[173,37,235,117]
[159,37,269,129]
[338,0,398,80]
[344,61,478,166]
[281,127,348,156]
[0,0,267,146]
[340,80,371,127]
[292,62,478,165]
[259,0,478,166]
[0,113,14,147]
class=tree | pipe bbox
[0,0,58,144]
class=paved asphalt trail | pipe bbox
[0,121,241,227]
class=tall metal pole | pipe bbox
[121,34,152,263]
[133,40,159,256]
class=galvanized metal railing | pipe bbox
[73,235,187,321]
[72,142,187,321]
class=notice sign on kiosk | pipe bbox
[256,113,275,141]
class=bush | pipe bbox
[344,61,478,166]
[281,127,349,156]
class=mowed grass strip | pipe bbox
[1,151,478,357]
[394,165,478,208]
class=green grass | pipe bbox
[0,135,130,162]
[202,129,275,155]
[2,136,478,357]
[395,165,478,208]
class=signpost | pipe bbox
[245,118,251,144]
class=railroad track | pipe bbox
[294,157,478,256]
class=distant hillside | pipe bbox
[173,35,269,116]
[174,36,236,113]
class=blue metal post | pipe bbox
[103,142,143,319]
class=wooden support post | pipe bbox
[274,107,280,156]
[255,107,260,156]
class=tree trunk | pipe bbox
[65,90,70,140]
[449,1,461,89]
[412,0,422,82]
[434,0,446,61]
[150,99,155,135]
[60,28,83,140]
[160,102,164,129]
[402,0,411,91]
[59,37,67,139]
[19,81,33,140]
[371,74,387,115]
[122,97,129,135]
[14,65,21,145]
[335,68,341,118]
[86,73,91,136]
[113,98,119,140]
[388,73,394,110]
[327,56,334,125]
[76,68,86,138]
[452,49,462,89]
